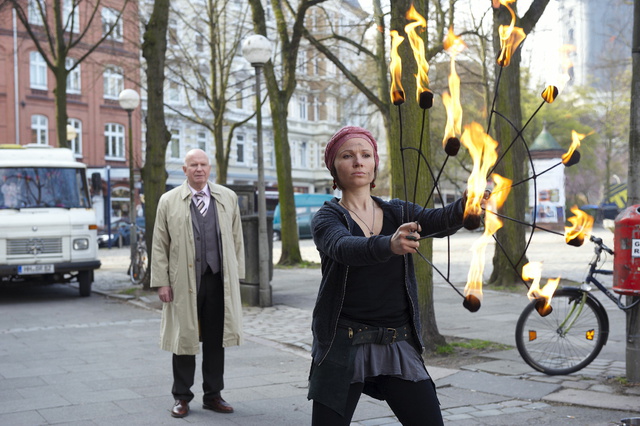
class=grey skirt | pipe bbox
[351,339,430,383]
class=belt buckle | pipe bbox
[387,327,397,344]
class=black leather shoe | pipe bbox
[203,395,234,414]
[171,399,189,418]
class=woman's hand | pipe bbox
[390,222,422,255]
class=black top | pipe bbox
[340,208,409,328]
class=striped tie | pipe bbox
[194,191,207,217]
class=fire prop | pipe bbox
[442,27,465,156]
[386,1,602,313]
[460,123,499,230]
[463,173,512,312]
[565,206,595,247]
[496,0,526,67]
[522,262,561,316]
[406,5,433,109]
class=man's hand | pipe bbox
[158,286,173,303]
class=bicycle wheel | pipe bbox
[130,246,148,285]
[515,288,607,375]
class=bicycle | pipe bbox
[515,235,640,375]
[128,228,148,285]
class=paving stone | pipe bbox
[470,409,503,417]
[544,389,640,412]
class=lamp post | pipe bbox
[118,89,141,268]
[242,34,273,307]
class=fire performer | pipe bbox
[308,126,473,425]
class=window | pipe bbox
[326,97,337,122]
[197,131,207,152]
[30,51,47,90]
[169,129,180,159]
[236,135,245,164]
[103,66,123,99]
[102,7,122,41]
[299,141,308,168]
[63,0,79,33]
[68,118,82,156]
[169,18,178,45]
[167,81,180,103]
[31,115,48,145]
[297,51,306,73]
[104,123,125,159]
[298,95,308,120]
[252,137,258,166]
[28,0,45,26]
[66,58,81,94]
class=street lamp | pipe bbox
[242,34,273,307]
[118,89,141,269]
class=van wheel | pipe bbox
[78,271,92,297]
[272,230,281,241]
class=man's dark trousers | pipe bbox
[172,271,224,402]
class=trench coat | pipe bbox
[150,181,245,355]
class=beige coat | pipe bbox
[150,181,245,355]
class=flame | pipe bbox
[523,262,560,314]
[405,5,431,106]
[496,0,526,67]
[559,44,576,87]
[460,122,499,225]
[541,85,558,103]
[561,130,587,165]
[565,206,594,246]
[389,30,406,105]
[464,173,512,304]
[443,26,466,55]
[442,27,465,149]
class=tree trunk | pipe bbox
[488,2,530,287]
[141,0,171,289]
[390,0,445,351]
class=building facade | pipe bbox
[0,0,142,227]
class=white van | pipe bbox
[0,144,100,296]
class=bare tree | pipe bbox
[8,0,131,148]
[163,0,255,184]
[246,0,326,265]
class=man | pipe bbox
[151,149,245,418]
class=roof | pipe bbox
[530,126,563,152]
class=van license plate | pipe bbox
[18,264,55,275]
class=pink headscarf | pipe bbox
[324,126,380,172]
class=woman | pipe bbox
[308,126,466,425]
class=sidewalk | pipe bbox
[92,228,640,425]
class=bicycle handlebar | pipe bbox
[589,235,614,256]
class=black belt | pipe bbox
[337,319,411,345]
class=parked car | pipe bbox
[97,217,145,248]
[272,193,334,240]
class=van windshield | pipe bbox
[0,167,90,209]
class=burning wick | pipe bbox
[541,85,559,103]
[393,90,406,106]
[444,137,461,156]
[534,298,553,317]
[463,294,481,312]
[419,89,434,109]
[566,233,585,247]
[563,150,580,167]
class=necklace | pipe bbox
[340,200,375,236]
